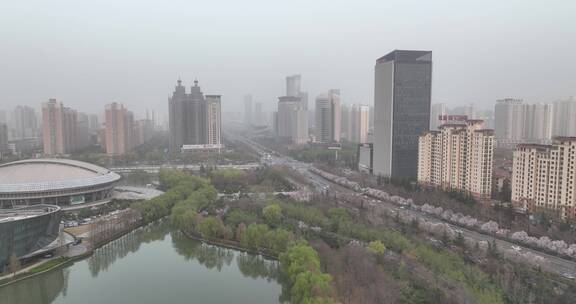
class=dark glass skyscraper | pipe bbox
[373,50,432,179]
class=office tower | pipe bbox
[0,123,8,158]
[430,103,448,130]
[76,112,91,150]
[373,50,432,178]
[350,104,370,143]
[13,105,39,139]
[340,104,352,140]
[254,102,264,126]
[512,137,576,219]
[418,119,494,199]
[244,94,253,126]
[277,96,308,144]
[42,99,78,155]
[552,97,576,137]
[315,89,341,143]
[168,79,222,152]
[205,95,221,145]
[105,102,135,155]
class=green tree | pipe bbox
[198,217,225,240]
[367,240,386,255]
[328,208,349,232]
[242,224,270,249]
[263,203,282,226]
[291,271,333,304]
[280,243,321,281]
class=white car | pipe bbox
[511,245,522,251]
[562,273,575,280]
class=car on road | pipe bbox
[562,273,575,280]
[511,245,522,251]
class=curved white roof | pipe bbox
[0,159,121,193]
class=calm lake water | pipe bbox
[0,222,285,304]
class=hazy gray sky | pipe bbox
[1,0,574,118]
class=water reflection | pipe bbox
[0,221,286,304]
[88,221,172,277]
[0,266,69,304]
[171,232,235,271]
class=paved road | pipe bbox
[234,134,576,279]
[110,163,261,173]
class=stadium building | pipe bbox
[0,159,121,208]
[0,204,62,272]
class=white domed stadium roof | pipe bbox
[0,159,121,193]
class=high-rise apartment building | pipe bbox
[430,103,448,130]
[13,105,39,139]
[451,103,476,119]
[76,112,92,151]
[133,119,154,147]
[512,137,576,219]
[88,114,99,131]
[350,104,370,143]
[244,94,253,126]
[286,74,308,110]
[315,89,341,143]
[0,123,8,159]
[340,104,352,140]
[418,119,494,199]
[205,95,222,146]
[276,96,308,144]
[276,75,308,144]
[254,102,264,126]
[373,50,432,179]
[0,111,6,125]
[42,99,78,155]
[168,79,222,152]
[105,102,135,155]
[494,98,553,147]
[552,97,576,137]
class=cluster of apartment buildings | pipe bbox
[43,99,155,156]
[270,74,372,146]
[1,78,220,159]
[0,100,156,159]
[431,97,576,149]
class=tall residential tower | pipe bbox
[168,79,221,152]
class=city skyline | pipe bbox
[1,1,575,114]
